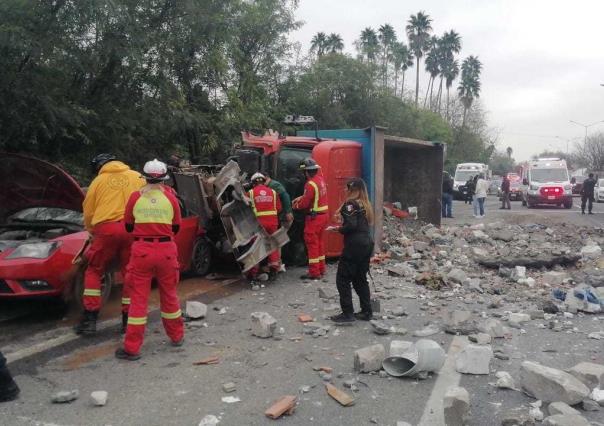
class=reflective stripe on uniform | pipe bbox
[308,181,328,212]
[121,298,131,305]
[127,316,147,325]
[318,255,325,261]
[83,289,101,297]
[161,309,182,320]
[308,257,321,264]
[249,189,278,217]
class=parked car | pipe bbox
[498,181,522,201]
[0,153,206,306]
[571,176,586,196]
[596,179,604,203]
[489,178,502,195]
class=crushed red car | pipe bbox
[0,153,206,306]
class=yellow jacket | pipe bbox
[83,161,144,230]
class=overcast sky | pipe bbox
[289,0,604,163]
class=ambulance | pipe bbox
[520,158,572,209]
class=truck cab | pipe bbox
[237,131,362,264]
[520,158,572,209]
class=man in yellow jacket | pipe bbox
[75,154,144,336]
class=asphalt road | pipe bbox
[1,201,603,426]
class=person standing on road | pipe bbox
[581,173,597,215]
[247,173,283,282]
[474,173,489,218]
[500,175,511,210]
[327,178,374,324]
[75,154,144,336]
[115,159,184,361]
[442,172,454,218]
[0,351,19,402]
[464,176,475,204]
[292,158,329,280]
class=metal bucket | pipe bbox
[382,339,446,378]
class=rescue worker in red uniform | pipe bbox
[248,173,282,282]
[75,153,144,336]
[292,158,329,279]
[115,159,184,360]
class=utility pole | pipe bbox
[569,120,604,145]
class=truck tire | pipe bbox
[191,237,212,276]
[73,269,113,310]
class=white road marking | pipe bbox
[418,336,468,426]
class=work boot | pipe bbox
[330,312,355,324]
[268,270,277,282]
[354,311,374,321]
[74,310,98,336]
[171,338,185,347]
[582,211,585,214]
[121,312,128,334]
[589,211,594,215]
[115,348,141,361]
[0,365,19,403]
[300,274,320,281]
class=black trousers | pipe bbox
[336,258,371,315]
[581,195,594,212]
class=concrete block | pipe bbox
[250,312,277,338]
[354,344,385,373]
[455,344,492,375]
[568,362,604,390]
[443,386,470,426]
[520,361,590,405]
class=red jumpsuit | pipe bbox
[122,185,184,355]
[248,185,282,276]
[296,174,329,278]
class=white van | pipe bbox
[520,158,572,208]
[453,163,489,199]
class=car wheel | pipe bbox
[73,269,113,310]
[191,237,212,276]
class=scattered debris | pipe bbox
[443,386,470,426]
[90,391,108,407]
[250,312,277,338]
[198,414,220,426]
[185,301,207,319]
[51,390,79,403]
[297,314,313,323]
[542,414,590,426]
[221,396,240,403]
[193,356,220,365]
[325,383,354,406]
[222,383,236,393]
[265,395,297,420]
[455,344,492,375]
[547,402,580,416]
[495,371,516,390]
[520,361,590,405]
[354,344,386,373]
[568,362,604,390]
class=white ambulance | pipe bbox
[453,163,489,199]
[520,158,572,209]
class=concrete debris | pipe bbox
[250,312,277,338]
[90,391,108,406]
[495,371,516,389]
[51,390,79,403]
[542,414,591,426]
[588,331,604,340]
[591,388,604,405]
[222,383,236,393]
[325,383,354,406]
[370,320,392,335]
[468,333,491,345]
[547,401,581,416]
[413,324,441,337]
[520,361,590,405]
[580,244,602,259]
[478,319,506,338]
[446,268,468,284]
[500,411,536,426]
[582,398,600,411]
[512,266,527,280]
[443,386,470,426]
[389,340,413,357]
[354,344,386,373]
[185,301,207,319]
[265,395,297,419]
[528,406,544,422]
[198,415,220,426]
[542,272,568,287]
[568,362,604,390]
[221,396,240,403]
[455,344,492,375]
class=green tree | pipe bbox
[423,36,441,109]
[443,58,459,120]
[358,27,379,63]
[311,32,328,57]
[406,11,432,106]
[326,33,344,54]
[435,30,461,112]
[506,146,513,158]
[392,42,413,97]
[378,24,396,87]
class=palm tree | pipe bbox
[392,42,412,97]
[406,11,433,106]
[506,147,513,158]
[436,30,461,112]
[442,58,459,120]
[326,33,344,54]
[359,27,379,63]
[378,24,396,87]
[423,37,440,109]
[310,32,328,57]
[458,55,482,128]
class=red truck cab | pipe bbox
[239,131,362,262]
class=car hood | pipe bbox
[0,153,85,222]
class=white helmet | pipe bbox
[251,172,266,183]
[143,159,169,181]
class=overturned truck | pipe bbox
[172,160,289,274]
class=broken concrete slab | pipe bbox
[500,411,536,426]
[547,401,581,416]
[543,271,569,287]
[354,344,386,373]
[222,382,236,393]
[265,395,297,419]
[389,340,413,357]
[520,361,590,405]
[443,386,470,426]
[542,414,590,426]
[468,333,491,345]
[568,362,604,390]
[446,268,468,284]
[581,244,602,259]
[495,371,516,390]
[250,312,277,338]
[370,320,392,335]
[455,344,492,375]
[478,318,506,338]
[90,391,107,406]
[325,383,354,406]
[592,387,604,405]
[582,399,600,411]
[185,301,207,319]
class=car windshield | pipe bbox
[454,170,478,182]
[9,207,83,225]
[599,179,604,186]
[530,169,568,183]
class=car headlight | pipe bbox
[563,185,571,191]
[6,242,61,259]
[20,280,53,291]
[530,184,539,191]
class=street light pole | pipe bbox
[569,119,604,144]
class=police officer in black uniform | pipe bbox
[328,178,374,324]
[0,351,19,402]
[581,173,597,215]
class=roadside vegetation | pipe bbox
[0,1,492,181]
